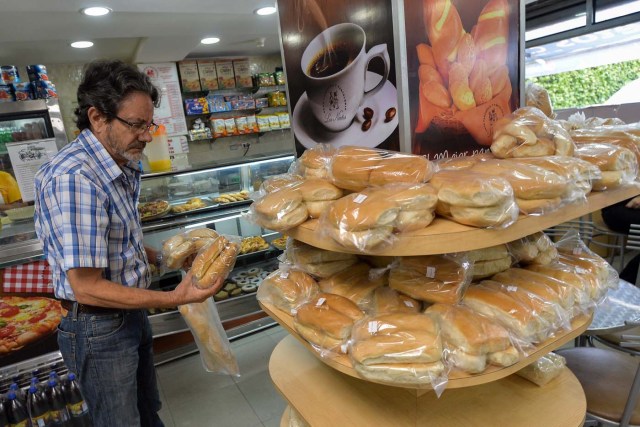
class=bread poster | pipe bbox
[276,0,400,156]
[404,0,522,159]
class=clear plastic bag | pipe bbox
[571,124,640,174]
[348,312,448,394]
[160,228,221,270]
[388,253,472,304]
[318,262,387,307]
[465,244,513,280]
[295,144,336,180]
[430,170,518,228]
[508,232,558,265]
[574,143,639,191]
[248,183,309,231]
[296,179,344,219]
[283,239,358,279]
[490,106,575,158]
[178,298,239,375]
[525,82,555,119]
[364,286,422,315]
[257,173,303,194]
[256,268,319,315]
[516,352,566,386]
[190,236,241,289]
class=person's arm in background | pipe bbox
[626,196,640,209]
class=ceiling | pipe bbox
[0,0,282,66]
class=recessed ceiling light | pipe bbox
[201,37,220,45]
[70,41,94,48]
[255,6,277,15]
[80,6,111,16]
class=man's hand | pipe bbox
[172,270,224,305]
[626,196,640,209]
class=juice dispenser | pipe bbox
[145,124,171,172]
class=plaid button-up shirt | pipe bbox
[34,128,150,300]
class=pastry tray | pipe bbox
[139,201,171,222]
[207,197,252,209]
[165,197,220,217]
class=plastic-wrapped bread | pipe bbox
[297,144,336,179]
[349,313,445,387]
[257,269,319,315]
[191,237,240,289]
[388,254,472,304]
[574,143,638,191]
[367,155,434,187]
[466,244,512,280]
[425,304,520,374]
[490,107,575,158]
[285,239,358,278]
[293,293,365,354]
[297,179,343,219]
[570,124,640,171]
[318,263,386,306]
[367,287,422,315]
[259,173,303,194]
[329,146,383,191]
[525,82,554,118]
[508,232,558,265]
[368,183,438,232]
[516,352,566,386]
[430,170,518,228]
[250,185,309,231]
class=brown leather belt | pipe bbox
[59,299,123,315]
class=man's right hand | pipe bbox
[172,270,224,305]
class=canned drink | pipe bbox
[0,85,14,103]
[0,66,20,84]
[11,82,33,101]
[26,64,49,82]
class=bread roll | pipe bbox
[191,236,227,280]
[254,187,303,217]
[368,155,433,187]
[353,361,446,385]
[294,293,364,350]
[261,174,303,193]
[525,263,592,306]
[491,268,573,311]
[163,235,197,269]
[327,225,394,252]
[467,244,512,279]
[326,193,399,232]
[186,228,220,240]
[515,197,563,215]
[467,244,510,263]
[195,242,239,289]
[432,171,513,208]
[257,269,319,313]
[305,200,332,219]
[487,346,520,367]
[299,146,335,179]
[449,201,518,228]
[318,263,386,305]
[395,210,435,232]
[298,179,343,201]
[255,204,308,231]
[370,287,421,314]
[330,146,382,191]
[508,232,558,265]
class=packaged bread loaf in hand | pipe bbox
[507,232,558,266]
[284,239,358,279]
[190,234,240,289]
[348,312,447,391]
[466,244,512,280]
[318,262,387,307]
[161,228,222,270]
[490,107,575,158]
[388,253,472,304]
[425,304,520,374]
[256,268,319,315]
[295,143,336,180]
[430,170,518,228]
[249,181,309,231]
[293,293,365,356]
[574,143,638,191]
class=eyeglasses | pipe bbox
[113,115,159,134]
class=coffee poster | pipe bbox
[404,0,522,159]
[276,0,399,155]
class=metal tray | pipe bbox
[207,197,252,209]
[166,197,220,217]
[139,201,171,222]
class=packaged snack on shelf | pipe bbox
[508,232,558,266]
[267,92,281,107]
[296,178,343,219]
[197,59,219,91]
[215,60,236,89]
[490,107,575,158]
[234,116,249,134]
[223,117,239,136]
[256,115,271,132]
[207,95,228,113]
[257,268,319,315]
[284,239,358,279]
[178,60,201,92]
[574,143,638,191]
[246,115,259,133]
[329,145,434,191]
[12,82,33,101]
[348,312,447,392]
[258,72,276,86]
[430,170,518,228]
[366,287,422,315]
[35,80,58,98]
[425,304,521,374]
[466,244,513,280]
[295,144,336,180]
[178,298,239,375]
[388,253,472,304]
[230,99,255,110]
[469,158,568,216]
[210,118,227,138]
[248,182,309,231]
[274,70,285,85]
[184,98,209,115]
[516,352,566,386]
[277,112,291,129]
[255,97,269,108]
[525,82,555,119]
[278,91,287,106]
[268,115,281,130]
[0,84,14,102]
[293,293,365,356]
[233,59,253,88]
[318,262,386,307]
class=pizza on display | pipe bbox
[0,297,64,354]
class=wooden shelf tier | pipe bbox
[286,185,640,256]
[260,301,592,390]
[270,335,587,427]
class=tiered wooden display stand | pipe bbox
[260,186,640,427]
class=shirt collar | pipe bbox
[78,128,139,183]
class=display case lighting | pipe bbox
[80,7,111,16]
[70,41,94,48]
[255,6,276,16]
[201,37,220,45]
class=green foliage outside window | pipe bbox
[528,59,640,109]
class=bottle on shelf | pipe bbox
[6,391,29,427]
[27,378,51,427]
[8,383,25,405]
[62,374,90,427]
[0,398,9,427]
[46,377,71,427]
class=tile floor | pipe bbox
[156,325,289,427]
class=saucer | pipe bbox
[292,71,399,149]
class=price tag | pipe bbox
[281,271,289,279]
[353,194,368,204]
[340,344,348,353]
[426,266,436,278]
[404,300,414,308]
[572,247,583,255]
[291,308,298,315]
[368,321,378,334]
[507,285,518,292]
[316,297,326,307]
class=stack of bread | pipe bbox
[297,144,335,179]
[508,232,558,265]
[285,239,358,278]
[349,313,445,385]
[251,183,308,231]
[524,263,592,313]
[490,107,575,158]
[570,123,640,168]
[388,254,471,304]
[367,287,422,315]
[293,293,365,353]
[574,143,638,191]
[466,244,512,280]
[318,262,386,306]
[425,304,520,373]
[259,174,303,194]
[296,179,343,219]
[430,169,518,227]
[256,269,319,315]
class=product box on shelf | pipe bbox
[178,60,202,92]
[255,98,269,109]
[246,115,259,133]
[197,59,219,91]
[256,115,270,132]
[277,112,291,128]
[235,116,250,134]
[216,60,236,89]
[233,59,253,88]
[208,95,229,113]
[184,98,209,115]
[211,118,226,138]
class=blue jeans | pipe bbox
[57,307,164,427]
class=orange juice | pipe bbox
[148,159,172,172]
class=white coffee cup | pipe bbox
[301,23,390,132]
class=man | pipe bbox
[34,60,223,426]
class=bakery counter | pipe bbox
[271,335,587,427]
[260,301,592,390]
[287,185,640,256]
